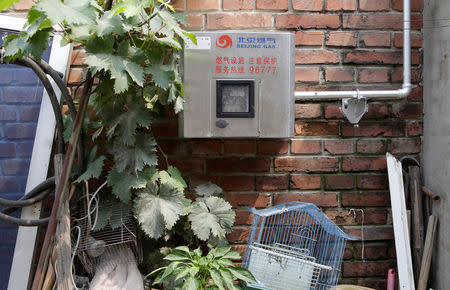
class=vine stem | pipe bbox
[31,71,94,290]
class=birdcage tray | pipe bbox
[247,244,332,290]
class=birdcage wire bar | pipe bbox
[243,202,357,290]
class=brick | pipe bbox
[356,279,387,289]
[325,68,354,82]
[408,121,423,136]
[324,209,354,225]
[17,142,33,157]
[408,86,423,102]
[187,0,219,10]
[296,50,339,64]
[171,0,185,10]
[290,175,321,189]
[295,31,323,46]
[357,139,386,154]
[168,157,204,174]
[71,49,86,66]
[359,0,389,11]
[343,191,390,206]
[0,143,16,158]
[295,67,320,82]
[392,0,423,11]
[357,174,388,189]
[4,87,41,103]
[326,0,356,11]
[325,175,354,189]
[0,106,17,121]
[394,32,423,48]
[150,122,178,137]
[222,176,254,191]
[207,13,272,29]
[324,104,344,119]
[342,122,405,137]
[223,0,253,10]
[343,261,395,277]
[256,0,288,10]
[190,140,221,155]
[224,140,255,154]
[207,157,270,173]
[359,32,390,47]
[291,140,321,154]
[359,69,389,83]
[390,138,421,154]
[1,159,30,175]
[343,157,386,172]
[357,209,387,225]
[345,13,423,30]
[275,14,340,29]
[67,68,84,84]
[257,140,288,155]
[12,0,33,10]
[4,124,36,139]
[344,50,403,65]
[19,106,40,122]
[392,103,422,119]
[227,227,249,243]
[391,68,422,84]
[274,157,339,172]
[354,243,389,259]
[157,140,187,156]
[292,0,322,11]
[235,210,253,225]
[295,104,321,119]
[273,193,338,207]
[0,177,20,193]
[326,32,357,47]
[225,193,271,208]
[255,175,288,190]
[344,225,394,240]
[343,245,354,259]
[295,121,339,136]
[324,140,354,154]
[187,14,203,29]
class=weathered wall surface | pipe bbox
[2,0,424,288]
[423,0,450,288]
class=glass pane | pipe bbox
[221,84,250,113]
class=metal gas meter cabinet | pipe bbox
[181,31,295,138]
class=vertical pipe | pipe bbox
[402,0,412,94]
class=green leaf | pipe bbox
[134,182,190,239]
[214,246,231,258]
[0,0,19,11]
[195,182,223,197]
[154,261,180,284]
[35,0,97,25]
[94,197,131,230]
[219,269,235,290]
[123,60,144,87]
[167,166,187,189]
[174,246,191,254]
[217,258,234,268]
[146,65,173,89]
[174,96,184,114]
[164,252,189,261]
[222,250,241,260]
[210,269,225,290]
[174,266,191,282]
[189,196,235,241]
[228,267,256,283]
[95,10,125,36]
[109,134,157,173]
[182,276,200,290]
[75,156,106,183]
[107,166,156,203]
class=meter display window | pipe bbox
[216,80,254,118]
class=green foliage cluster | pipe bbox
[150,246,256,289]
[3,0,238,272]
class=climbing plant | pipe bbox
[3,0,235,269]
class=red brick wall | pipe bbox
[5,0,424,288]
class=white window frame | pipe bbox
[0,14,72,290]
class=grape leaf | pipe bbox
[109,134,157,173]
[167,166,187,189]
[95,10,125,36]
[35,0,97,25]
[75,155,106,183]
[195,182,223,197]
[189,196,235,241]
[174,96,184,114]
[146,65,173,89]
[134,182,190,239]
[94,197,132,230]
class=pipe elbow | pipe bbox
[398,84,412,98]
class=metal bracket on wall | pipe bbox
[340,93,368,126]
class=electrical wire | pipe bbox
[71,226,81,290]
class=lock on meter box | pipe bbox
[180,31,295,138]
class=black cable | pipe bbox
[0,189,52,208]
[0,213,49,226]
[16,57,65,154]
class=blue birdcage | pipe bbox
[243,202,357,290]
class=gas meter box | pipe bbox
[181,31,295,138]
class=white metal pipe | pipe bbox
[295,0,412,101]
